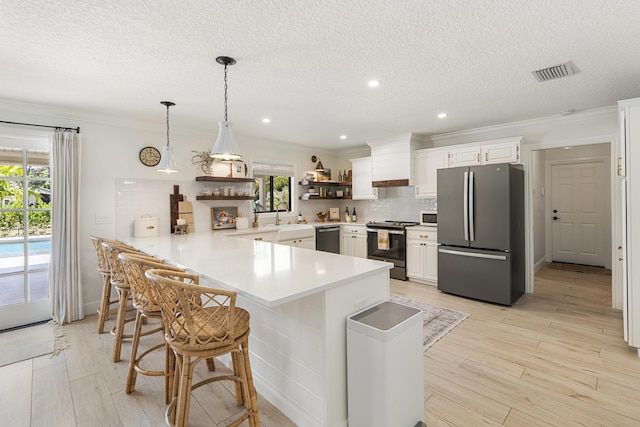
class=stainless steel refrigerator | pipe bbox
[437,163,525,305]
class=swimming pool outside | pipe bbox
[0,240,51,258]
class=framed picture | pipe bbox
[316,169,331,181]
[211,207,238,230]
[329,207,340,221]
[231,161,248,178]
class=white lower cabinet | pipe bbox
[280,237,315,249]
[235,231,277,242]
[341,225,367,258]
[407,228,438,283]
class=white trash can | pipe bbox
[347,301,425,427]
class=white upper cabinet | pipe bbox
[449,146,482,167]
[449,137,522,168]
[414,149,450,198]
[482,140,520,164]
[415,136,522,198]
[367,133,424,187]
[350,156,378,200]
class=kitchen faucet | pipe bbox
[275,202,288,226]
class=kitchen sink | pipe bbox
[275,224,315,241]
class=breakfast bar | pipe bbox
[119,232,392,427]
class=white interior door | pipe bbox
[551,162,608,266]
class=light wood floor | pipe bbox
[391,265,640,426]
[1,264,639,426]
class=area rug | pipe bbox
[0,320,69,367]
[547,262,611,275]
[390,295,469,352]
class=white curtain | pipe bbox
[48,129,83,324]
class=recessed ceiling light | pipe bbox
[262,118,271,123]
[437,112,447,119]
[368,80,380,87]
[562,146,574,150]
[339,135,347,140]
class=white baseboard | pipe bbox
[534,257,547,273]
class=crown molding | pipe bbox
[425,106,618,146]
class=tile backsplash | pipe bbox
[115,179,436,238]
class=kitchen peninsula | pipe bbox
[119,231,392,427]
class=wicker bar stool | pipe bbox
[118,253,185,403]
[91,236,126,334]
[102,240,157,362]
[145,269,260,427]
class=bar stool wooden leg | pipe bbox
[175,354,196,427]
[165,343,175,405]
[125,310,143,393]
[232,351,244,405]
[97,272,111,333]
[124,309,168,401]
[112,285,130,362]
[240,339,260,427]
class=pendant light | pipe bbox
[157,101,180,173]
[210,56,242,161]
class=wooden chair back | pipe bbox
[118,253,184,311]
[145,269,239,351]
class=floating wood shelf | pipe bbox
[299,181,351,187]
[299,195,352,200]
[195,195,255,201]
[196,176,254,183]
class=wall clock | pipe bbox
[139,146,161,167]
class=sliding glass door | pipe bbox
[0,148,51,330]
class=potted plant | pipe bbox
[191,151,215,176]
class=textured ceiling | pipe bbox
[1,0,640,148]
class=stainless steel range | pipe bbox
[366,221,419,280]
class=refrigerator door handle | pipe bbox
[463,171,469,241]
[439,248,507,261]
[469,170,475,242]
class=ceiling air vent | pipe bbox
[532,61,576,82]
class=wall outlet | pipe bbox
[95,214,111,224]
[354,298,369,311]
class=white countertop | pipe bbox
[119,232,391,308]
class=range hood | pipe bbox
[367,132,424,187]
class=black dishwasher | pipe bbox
[316,224,341,253]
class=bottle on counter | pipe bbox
[352,207,357,222]
[297,212,303,222]
[345,206,351,222]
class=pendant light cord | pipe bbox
[223,63,229,122]
[166,104,171,147]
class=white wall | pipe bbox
[531,149,546,268]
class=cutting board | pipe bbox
[178,200,195,233]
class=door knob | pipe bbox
[553,216,559,220]
[553,209,558,213]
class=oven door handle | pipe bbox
[366,228,405,235]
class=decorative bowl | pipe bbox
[316,213,327,222]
